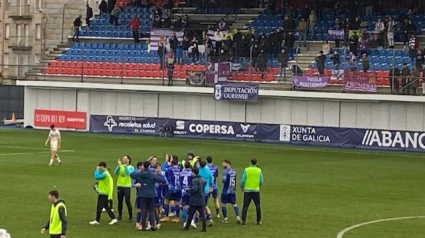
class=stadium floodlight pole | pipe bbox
[249,44,254,82]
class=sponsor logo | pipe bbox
[240,124,250,133]
[362,130,425,149]
[104,116,117,132]
[291,126,330,142]
[176,120,185,130]
[189,124,234,135]
[214,84,223,100]
[279,125,291,142]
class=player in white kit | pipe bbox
[44,124,62,166]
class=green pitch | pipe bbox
[1,129,425,238]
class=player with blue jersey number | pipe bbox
[154,163,168,229]
[206,156,221,218]
[162,156,182,223]
[180,161,197,229]
[221,159,241,224]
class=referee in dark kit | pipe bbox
[240,158,264,225]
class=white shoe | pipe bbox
[222,217,229,223]
[145,224,151,230]
[169,212,175,217]
[89,220,100,225]
[183,222,187,228]
[208,219,214,226]
[155,224,161,230]
[216,214,220,219]
[109,219,118,225]
[190,220,197,229]
[102,208,106,212]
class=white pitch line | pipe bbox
[336,216,425,238]
[0,150,75,156]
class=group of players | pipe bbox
[91,152,241,231]
[44,125,241,231]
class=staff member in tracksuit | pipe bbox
[114,155,134,221]
[240,158,264,225]
[182,167,207,232]
[131,161,166,231]
[40,190,68,238]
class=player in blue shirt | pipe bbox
[206,156,221,218]
[132,162,143,230]
[162,156,182,223]
[154,163,168,229]
[221,159,241,224]
[179,161,195,228]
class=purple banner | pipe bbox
[89,115,425,152]
[214,82,259,102]
[344,71,377,93]
[292,75,329,88]
[328,30,344,40]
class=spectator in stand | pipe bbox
[401,63,411,95]
[191,38,200,64]
[223,35,233,56]
[169,33,179,61]
[256,49,267,72]
[308,10,317,40]
[127,15,141,43]
[410,67,420,95]
[72,15,82,42]
[182,37,190,62]
[283,15,295,35]
[322,40,330,55]
[297,18,308,48]
[333,1,341,18]
[182,15,189,28]
[259,34,268,53]
[401,18,410,47]
[409,34,418,61]
[167,58,174,86]
[407,19,416,42]
[158,42,166,69]
[218,19,227,31]
[214,28,224,56]
[285,32,295,60]
[333,18,342,48]
[163,14,173,28]
[174,16,183,29]
[205,38,213,62]
[86,4,93,27]
[316,51,326,75]
[107,0,115,13]
[175,44,183,65]
[331,51,340,70]
[349,31,359,55]
[99,0,108,15]
[153,14,162,28]
[365,0,373,16]
[110,7,121,25]
[407,7,418,16]
[251,40,259,67]
[352,16,361,30]
[347,51,357,67]
[342,17,350,47]
[233,29,243,57]
[164,0,173,16]
[375,18,385,49]
[360,54,369,72]
[301,4,310,21]
[387,16,395,49]
[359,33,368,56]
[389,66,400,93]
[278,48,289,77]
[416,49,424,69]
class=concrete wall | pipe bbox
[23,88,425,132]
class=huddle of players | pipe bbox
[135,152,240,230]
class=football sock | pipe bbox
[175,205,180,218]
[222,206,228,218]
[233,206,240,216]
[164,204,169,217]
[182,208,188,223]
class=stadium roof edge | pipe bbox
[16,80,425,103]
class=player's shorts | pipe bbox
[166,191,182,201]
[220,193,236,204]
[135,197,143,209]
[180,195,190,206]
[50,142,58,152]
[162,186,169,198]
[154,196,162,207]
[209,188,218,199]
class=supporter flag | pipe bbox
[149,28,184,51]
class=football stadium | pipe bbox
[1,0,425,237]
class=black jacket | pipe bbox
[131,170,166,198]
[331,54,340,65]
[158,45,166,57]
[73,17,82,27]
[86,6,93,19]
[182,39,190,50]
[189,175,206,206]
[43,199,67,236]
[169,37,179,50]
[316,54,326,67]
[99,0,108,13]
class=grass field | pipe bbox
[1,129,425,238]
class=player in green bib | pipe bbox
[40,190,67,238]
[114,155,135,221]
